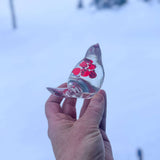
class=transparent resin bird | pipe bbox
[47,43,105,99]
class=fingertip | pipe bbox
[98,90,107,102]
[98,89,106,97]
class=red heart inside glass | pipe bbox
[47,44,105,99]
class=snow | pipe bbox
[0,0,160,159]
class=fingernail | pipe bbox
[98,90,106,96]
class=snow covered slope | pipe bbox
[0,0,160,159]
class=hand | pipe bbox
[45,83,113,160]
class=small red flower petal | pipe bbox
[81,69,90,77]
[80,61,87,68]
[84,58,93,64]
[88,64,96,70]
[89,70,97,79]
[72,68,81,75]
[63,89,68,94]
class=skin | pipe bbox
[45,83,114,160]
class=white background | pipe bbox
[0,0,160,159]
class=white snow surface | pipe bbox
[0,0,160,159]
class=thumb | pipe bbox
[82,90,105,126]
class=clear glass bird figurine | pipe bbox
[47,43,105,99]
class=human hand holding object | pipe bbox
[45,83,113,160]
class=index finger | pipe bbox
[45,83,67,119]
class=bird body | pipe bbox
[47,44,105,99]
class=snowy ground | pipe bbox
[0,0,160,160]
